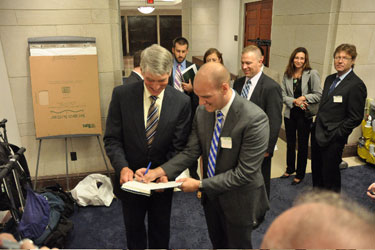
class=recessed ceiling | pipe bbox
[120,0,182,9]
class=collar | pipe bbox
[336,68,352,81]
[246,70,262,86]
[143,83,165,100]
[173,58,186,68]
[217,88,235,120]
[133,70,144,80]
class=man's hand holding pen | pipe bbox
[135,167,166,183]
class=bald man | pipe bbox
[136,62,270,248]
[261,191,375,249]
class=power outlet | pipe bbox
[70,152,77,161]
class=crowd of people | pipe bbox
[108,37,371,249]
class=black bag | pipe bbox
[37,183,76,218]
[305,75,319,118]
[42,216,73,249]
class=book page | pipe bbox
[121,181,182,196]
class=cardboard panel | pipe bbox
[29,55,102,138]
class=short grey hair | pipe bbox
[140,44,173,76]
[242,45,262,60]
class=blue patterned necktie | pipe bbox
[207,111,224,178]
[145,96,158,148]
[241,79,251,99]
[328,77,340,94]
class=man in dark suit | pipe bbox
[233,45,282,200]
[123,50,143,84]
[168,36,199,179]
[311,43,367,193]
[104,44,191,249]
[137,62,270,248]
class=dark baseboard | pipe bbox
[278,128,357,159]
[33,130,358,190]
[33,170,116,191]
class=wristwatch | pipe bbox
[198,180,203,191]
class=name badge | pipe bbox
[220,137,232,149]
[333,96,343,103]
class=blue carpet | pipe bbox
[66,164,375,249]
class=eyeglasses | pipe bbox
[334,56,352,61]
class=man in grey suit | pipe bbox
[311,43,367,192]
[233,45,282,201]
[104,44,191,249]
[137,62,270,248]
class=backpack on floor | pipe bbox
[38,183,76,217]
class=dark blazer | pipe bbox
[168,60,199,118]
[314,70,367,147]
[162,92,270,228]
[103,82,192,199]
[122,71,143,85]
[233,73,283,155]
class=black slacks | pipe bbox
[202,194,253,249]
[311,125,344,193]
[120,189,173,249]
[284,109,312,180]
[261,156,271,199]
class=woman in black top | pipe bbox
[280,47,322,185]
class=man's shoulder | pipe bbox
[165,85,190,103]
[260,72,279,86]
[234,94,267,119]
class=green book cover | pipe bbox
[182,64,198,83]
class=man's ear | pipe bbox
[172,47,175,54]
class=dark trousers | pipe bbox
[284,110,312,180]
[261,156,271,199]
[120,189,173,249]
[311,125,344,193]
[203,195,253,248]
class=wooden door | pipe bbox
[244,0,273,66]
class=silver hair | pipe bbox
[140,44,173,76]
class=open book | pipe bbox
[181,64,198,84]
[121,181,182,196]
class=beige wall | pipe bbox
[0,0,123,177]
[269,0,375,143]
[182,0,219,62]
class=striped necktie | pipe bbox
[207,111,224,178]
[174,64,184,92]
[241,79,251,99]
[328,77,340,94]
[145,96,159,148]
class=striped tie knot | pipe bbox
[207,111,224,178]
[146,96,159,148]
[241,79,251,98]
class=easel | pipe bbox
[33,135,111,190]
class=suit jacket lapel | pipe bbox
[204,111,216,157]
[250,73,263,104]
[301,70,309,94]
[152,87,172,148]
[131,84,148,148]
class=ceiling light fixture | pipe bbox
[138,6,155,14]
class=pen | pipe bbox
[144,162,152,175]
